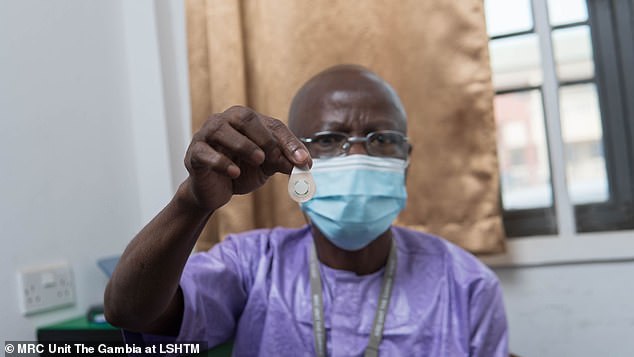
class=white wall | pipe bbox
[0,0,188,341]
[494,261,634,357]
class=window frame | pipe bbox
[489,0,634,238]
[576,0,634,233]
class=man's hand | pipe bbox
[182,106,312,212]
[104,106,311,334]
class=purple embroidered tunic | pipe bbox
[127,225,508,356]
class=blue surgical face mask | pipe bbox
[300,155,408,251]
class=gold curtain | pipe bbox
[185,0,505,254]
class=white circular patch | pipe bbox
[288,167,316,202]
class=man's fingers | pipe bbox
[194,107,311,180]
[223,106,282,161]
[225,107,273,143]
[185,141,240,179]
[202,122,265,166]
[263,116,313,170]
[223,106,312,173]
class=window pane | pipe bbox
[559,83,609,204]
[485,0,533,37]
[495,90,553,209]
[552,26,595,81]
[547,0,588,26]
[489,34,543,90]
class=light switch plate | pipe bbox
[17,262,76,315]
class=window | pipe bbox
[485,0,634,238]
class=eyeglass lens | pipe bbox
[307,131,407,158]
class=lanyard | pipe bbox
[309,239,397,357]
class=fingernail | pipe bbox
[293,148,309,162]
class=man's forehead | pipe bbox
[300,67,394,101]
[289,66,406,134]
[316,88,405,125]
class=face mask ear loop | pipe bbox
[403,157,411,185]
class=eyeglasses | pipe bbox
[300,130,409,159]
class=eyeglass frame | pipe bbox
[299,130,410,159]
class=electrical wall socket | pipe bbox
[17,262,76,315]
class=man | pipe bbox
[105,65,508,356]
